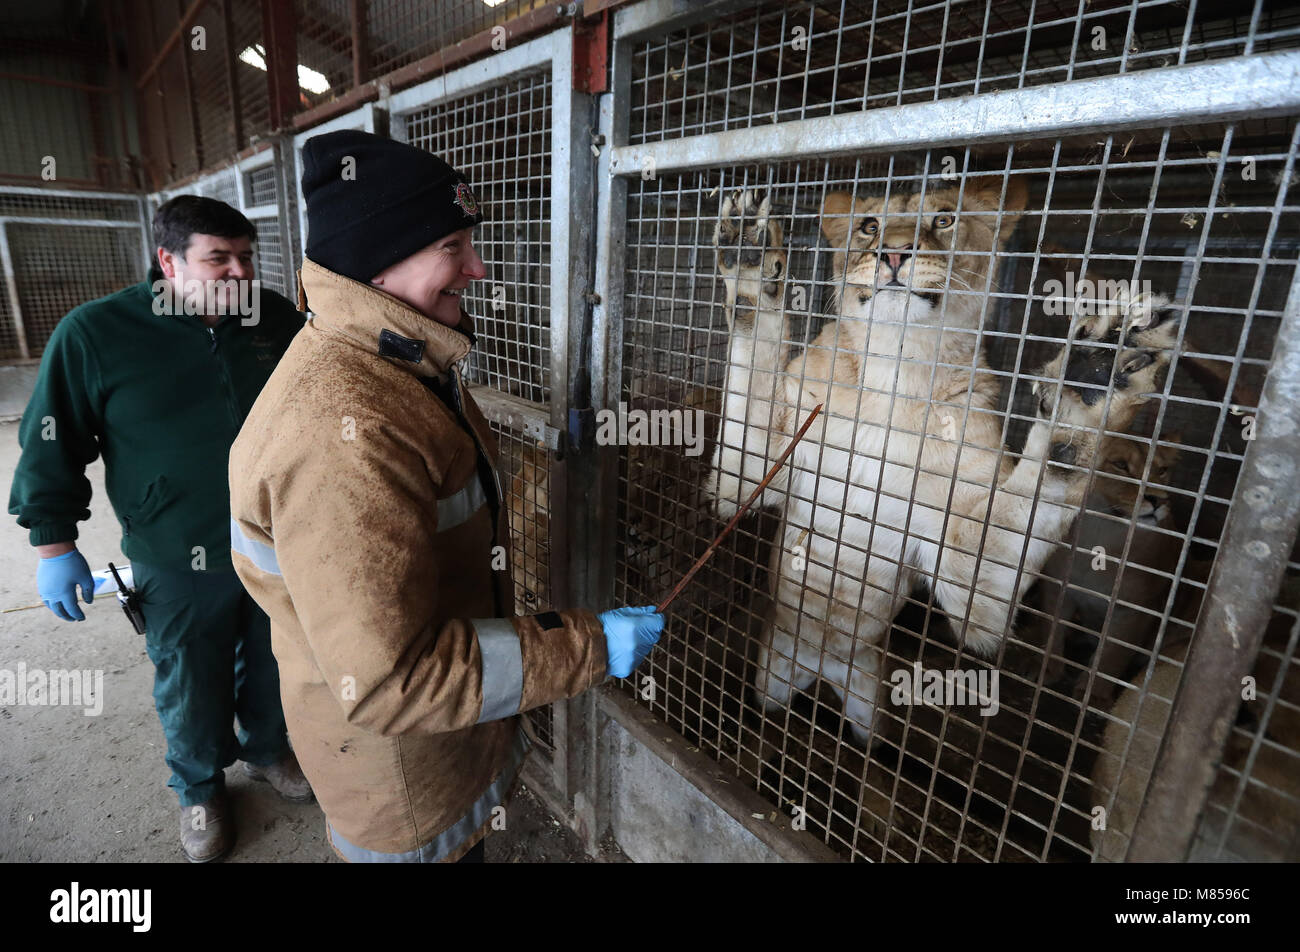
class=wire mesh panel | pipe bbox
[231,0,273,145]
[190,5,240,167]
[400,69,554,404]
[246,165,279,207]
[366,0,553,77]
[627,0,1300,144]
[0,188,147,361]
[249,214,291,299]
[0,267,19,361]
[295,0,357,96]
[606,0,1300,862]
[7,222,143,357]
[493,419,558,755]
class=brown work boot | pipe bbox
[179,793,234,863]
[242,749,314,803]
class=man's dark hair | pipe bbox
[152,195,257,259]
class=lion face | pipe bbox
[820,177,1028,315]
[1092,436,1180,524]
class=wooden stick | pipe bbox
[656,403,824,614]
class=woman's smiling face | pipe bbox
[370,227,487,326]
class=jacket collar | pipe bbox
[297,257,475,378]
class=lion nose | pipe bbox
[884,244,914,276]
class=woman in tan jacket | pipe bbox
[229,130,662,863]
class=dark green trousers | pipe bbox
[133,561,290,807]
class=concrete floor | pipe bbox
[0,419,614,863]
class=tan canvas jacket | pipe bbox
[229,258,607,862]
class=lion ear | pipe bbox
[963,175,1029,245]
[821,191,856,245]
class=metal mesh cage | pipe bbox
[493,418,558,756]
[231,0,273,145]
[610,2,1300,859]
[250,215,290,299]
[246,165,279,208]
[0,189,147,361]
[294,0,356,95]
[366,0,552,78]
[401,68,554,404]
[628,1,1300,145]
[190,6,240,168]
[8,222,143,357]
[0,269,19,361]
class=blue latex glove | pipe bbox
[37,549,95,622]
[598,605,665,679]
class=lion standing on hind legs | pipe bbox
[708,183,1182,752]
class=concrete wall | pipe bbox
[602,715,783,863]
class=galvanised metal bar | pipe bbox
[552,22,612,848]
[0,186,146,202]
[271,136,296,280]
[0,225,30,360]
[613,0,765,43]
[137,196,154,275]
[1128,260,1300,863]
[607,51,1300,175]
[473,388,559,452]
[552,27,579,440]
[384,30,557,116]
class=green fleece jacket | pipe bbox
[8,278,303,572]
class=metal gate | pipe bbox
[0,187,147,363]
[595,0,1300,862]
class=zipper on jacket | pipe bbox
[448,367,509,617]
[448,368,506,516]
[206,323,244,432]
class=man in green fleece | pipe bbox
[8,195,311,863]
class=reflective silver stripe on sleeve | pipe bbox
[436,479,487,532]
[230,517,282,576]
[472,617,523,724]
[326,725,531,863]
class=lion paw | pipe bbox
[715,189,787,310]
[1034,289,1180,467]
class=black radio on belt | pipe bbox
[108,562,146,635]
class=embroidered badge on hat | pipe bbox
[453,181,479,218]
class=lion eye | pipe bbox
[858,217,879,237]
[932,212,956,230]
[1112,459,1130,473]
